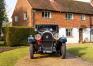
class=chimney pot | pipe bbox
[50,0,54,2]
[90,0,93,6]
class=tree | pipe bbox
[0,0,8,37]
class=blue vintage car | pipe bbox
[28,24,67,59]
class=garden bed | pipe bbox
[0,41,17,53]
[0,47,17,53]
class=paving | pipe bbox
[15,52,93,66]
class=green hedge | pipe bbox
[3,27,36,46]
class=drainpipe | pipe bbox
[32,9,36,28]
[89,15,92,42]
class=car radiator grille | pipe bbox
[42,32,53,48]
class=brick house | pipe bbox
[12,0,93,43]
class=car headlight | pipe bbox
[35,34,41,40]
[54,33,59,40]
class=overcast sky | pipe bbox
[5,0,91,21]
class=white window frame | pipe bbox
[24,12,28,20]
[66,29,73,37]
[81,15,86,20]
[66,13,74,20]
[14,16,18,22]
[42,11,52,18]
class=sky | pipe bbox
[5,0,17,21]
[5,0,90,22]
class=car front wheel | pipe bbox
[60,44,66,59]
[29,44,34,59]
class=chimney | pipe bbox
[49,0,55,2]
[90,0,93,6]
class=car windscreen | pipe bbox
[36,25,58,32]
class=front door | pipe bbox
[91,29,93,42]
[79,28,83,42]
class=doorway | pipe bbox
[91,29,93,42]
[79,28,83,42]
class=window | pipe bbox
[14,16,18,22]
[66,29,72,37]
[91,29,93,35]
[81,15,86,20]
[42,11,51,18]
[66,13,73,20]
[24,12,28,20]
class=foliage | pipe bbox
[0,47,29,66]
[0,0,8,38]
[0,0,8,21]
[0,41,4,46]
[3,26,36,46]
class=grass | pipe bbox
[0,47,29,66]
[67,44,93,62]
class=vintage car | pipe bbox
[28,24,67,59]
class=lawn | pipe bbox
[67,44,93,62]
[0,47,29,66]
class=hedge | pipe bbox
[3,27,36,46]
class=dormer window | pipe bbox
[42,11,52,19]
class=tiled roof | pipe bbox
[28,0,93,14]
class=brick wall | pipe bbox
[12,0,32,27]
[12,0,93,28]
[34,10,91,28]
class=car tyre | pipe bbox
[60,44,66,59]
[30,44,34,59]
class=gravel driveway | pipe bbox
[15,52,93,66]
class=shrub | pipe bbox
[3,26,36,46]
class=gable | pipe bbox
[12,0,32,17]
